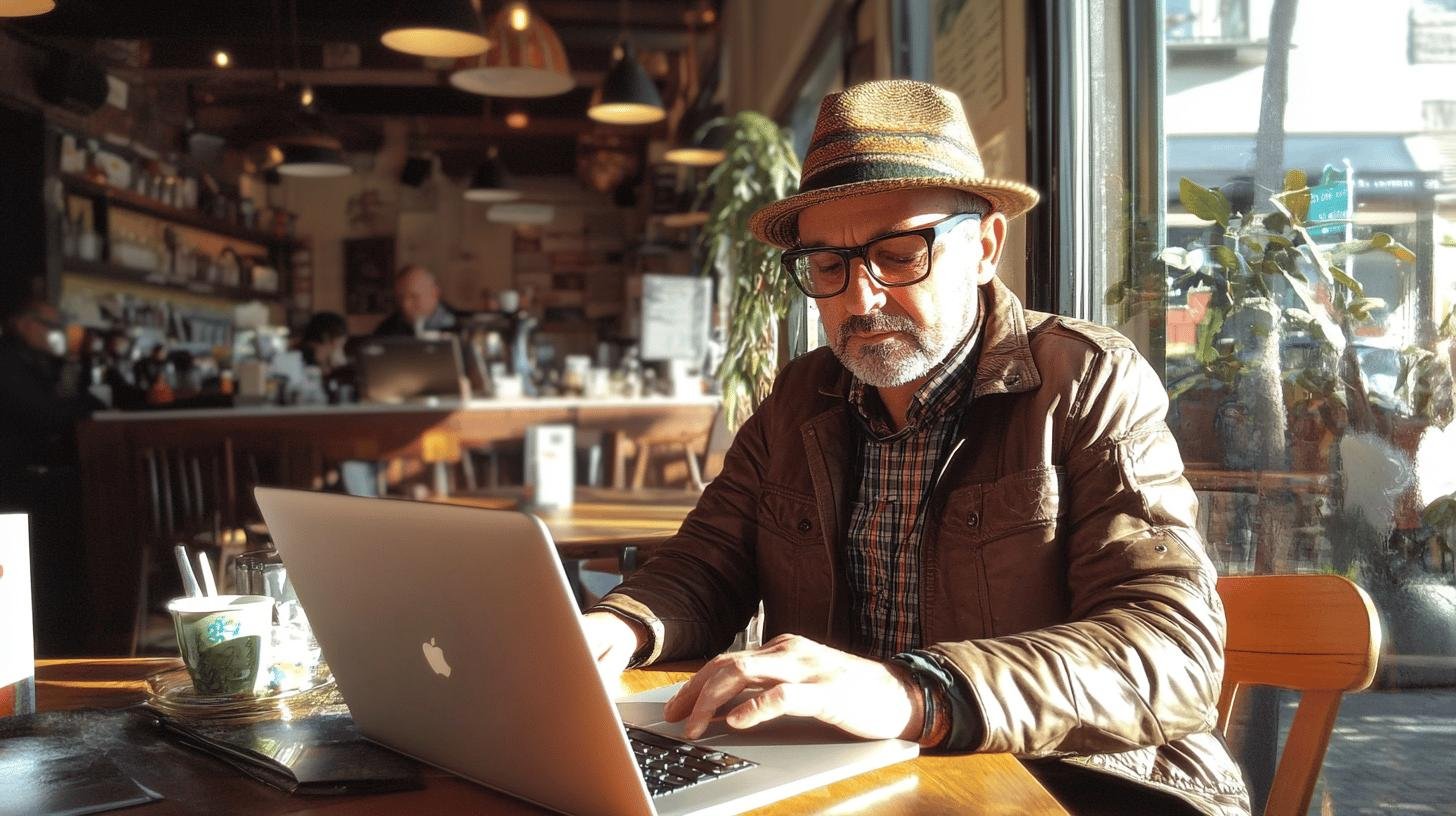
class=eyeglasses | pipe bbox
[782,213,981,299]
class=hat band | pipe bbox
[800,155,971,194]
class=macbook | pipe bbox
[254,488,917,816]
[354,336,467,403]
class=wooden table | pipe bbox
[433,487,699,561]
[33,659,1068,815]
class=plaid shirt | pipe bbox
[846,317,982,659]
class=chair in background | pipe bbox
[1216,574,1382,816]
[616,407,720,492]
[132,441,237,654]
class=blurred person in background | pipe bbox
[0,296,102,655]
[371,265,468,338]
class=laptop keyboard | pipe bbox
[626,726,757,797]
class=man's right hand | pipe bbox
[581,611,648,689]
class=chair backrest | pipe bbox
[1216,574,1382,816]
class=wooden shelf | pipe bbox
[60,174,300,251]
[62,257,283,303]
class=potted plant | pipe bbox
[1129,173,1412,471]
[1138,173,1456,685]
[695,112,801,431]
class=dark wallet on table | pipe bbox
[155,712,422,795]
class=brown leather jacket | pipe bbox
[598,278,1251,815]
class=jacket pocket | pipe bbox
[937,466,1069,638]
[755,481,824,637]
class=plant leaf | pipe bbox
[1211,244,1241,271]
[1329,264,1365,298]
[1104,281,1128,305]
[1281,170,1311,223]
[1180,177,1230,227]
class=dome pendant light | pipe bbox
[588,41,664,125]
[381,1,489,59]
[464,148,522,202]
[450,1,572,98]
[665,113,727,166]
[0,0,55,17]
[277,139,351,178]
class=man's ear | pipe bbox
[974,211,1008,285]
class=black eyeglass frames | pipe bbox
[781,212,981,299]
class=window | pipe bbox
[1080,2,1456,811]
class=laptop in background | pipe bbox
[254,488,918,816]
[354,336,467,403]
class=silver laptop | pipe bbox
[254,488,917,816]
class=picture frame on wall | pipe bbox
[343,235,396,315]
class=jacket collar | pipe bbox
[970,276,1042,399]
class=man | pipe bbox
[0,297,101,655]
[582,80,1249,815]
[371,265,466,338]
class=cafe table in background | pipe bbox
[33,658,1069,815]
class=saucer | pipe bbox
[144,665,343,724]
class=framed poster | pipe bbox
[343,235,396,315]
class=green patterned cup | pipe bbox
[168,594,275,695]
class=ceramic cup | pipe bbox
[168,594,275,695]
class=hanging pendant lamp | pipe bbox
[450,1,572,98]
[276,138,351,178]
[0,0,54,16]
[464,148,522,202]
[588,41,664,125]
[665,109,727,166]
[381,1,489,59]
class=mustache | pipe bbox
[837,313,919,345]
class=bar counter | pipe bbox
[77,395,719,654]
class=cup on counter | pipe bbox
[168,594,274,695]
[585,367,613,399]
[494,374,524,399]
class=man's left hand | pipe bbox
[663,634,921,741]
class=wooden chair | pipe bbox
[1216,575,1382,816]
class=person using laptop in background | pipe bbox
[582,80,1250,816]
[371,264,468,338]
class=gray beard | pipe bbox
[830,297,976,388]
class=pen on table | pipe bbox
[174,544,202,598]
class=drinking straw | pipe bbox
[197,551,219,597]
[173,544,202,598]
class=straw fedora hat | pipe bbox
[749,79,1039,249]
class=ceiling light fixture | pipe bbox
[505,109,529,129]
[213,50,232,69]
[381,1,489,59]
[299,84,316,108]
[509,4,529,31]
[464,147,523,202]
[449,1,572,98]
[0,0,55,17]
[588,41,664,125]
[664,118,727,166]
[664,13,723,165]
[276,140,352,178]
[272,0,350,179]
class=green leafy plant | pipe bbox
[696,112,801,430]
[1130,172,1416,435]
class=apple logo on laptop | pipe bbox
[422,637,452,678]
